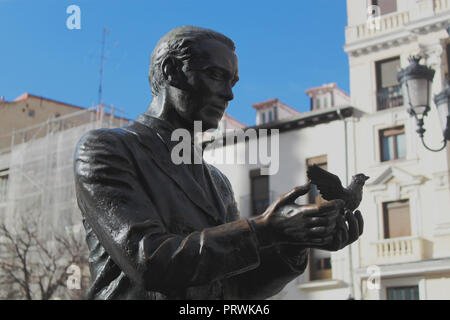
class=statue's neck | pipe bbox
[146,93,194,134]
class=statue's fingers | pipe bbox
[305,216,336,227]
[337,214,349,247]
[298,200,342,217]
[284,225,333,242]
[301,199,344,218]
[307,226,335,237]
[306,235,334,247]
[345,210,360,244]
[354,210,364,236]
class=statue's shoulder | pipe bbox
[77,127,128,146]
[76,122,166,160]
[75,126,139,159]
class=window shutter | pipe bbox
[383,200,411,238]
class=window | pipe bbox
[261,112,266,124]
[380,126,406,161]
[268,110,273,122]
[306,155,331,281]
[0,169,8,203]
[371,0,397,15]
[324,97,328,108]
[316,98,321,109]
[376,57,403,110]
[250,169,269,216]
[309,249,332,281]
[387,286,419,300]
[383,199,411,239]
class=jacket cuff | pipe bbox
[247,218,273,249]
[203,219,261,278]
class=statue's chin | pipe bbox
[200,120,219,132]
[196,113,221,132]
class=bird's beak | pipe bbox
[364,176,370,181]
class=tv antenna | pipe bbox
[98,28,109,106]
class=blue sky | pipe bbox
[0,0,350,125]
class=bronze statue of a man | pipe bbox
[74,26,363,300]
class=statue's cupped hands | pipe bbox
[249,183,363,251]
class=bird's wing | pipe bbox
[307,164,345,201]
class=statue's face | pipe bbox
[175,38,239,131]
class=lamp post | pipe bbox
[397,55,450,152]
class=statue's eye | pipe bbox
[206,68,225,80]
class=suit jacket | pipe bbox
[74,114,308,300]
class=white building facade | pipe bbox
[204,0,450,300]
[345,0,450,300]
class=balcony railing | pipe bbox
[371,236,428,265]
[377,85,404,110]
[346,11,410,43]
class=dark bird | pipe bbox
[307,164,369,212]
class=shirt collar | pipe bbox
[136,114,176,147]
[135,113,203,155]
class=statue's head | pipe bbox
[149,26,239,130]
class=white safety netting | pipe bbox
[2,108,127,235]
[0,107,128,299]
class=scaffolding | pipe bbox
[0,104,129,237]
[0,104,129,298]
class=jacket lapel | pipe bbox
[203,163,227,222]
[122,120,226,224]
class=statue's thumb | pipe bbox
[278,183,311,207]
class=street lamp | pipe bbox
[397,55,450,152]
[434,80,450,143]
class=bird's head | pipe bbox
[351,173,370,186]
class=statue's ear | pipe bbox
[162,56,186,89]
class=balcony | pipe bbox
[346,1,450,51]
[345,11,410,44]
[371,236,430,265]
[377,85,404,110]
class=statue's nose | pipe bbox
[219,84,234,101]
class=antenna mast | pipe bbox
[98,28,109,106]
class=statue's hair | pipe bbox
[149,26,235,96]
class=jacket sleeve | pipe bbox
[222,245,309,299]
[74,129,262,295]
[219,171,309,299]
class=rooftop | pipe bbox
[251,98,302,115]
